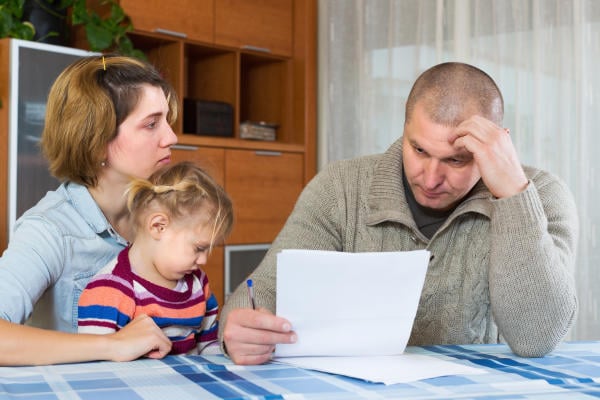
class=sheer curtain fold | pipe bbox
[318,0,600,340]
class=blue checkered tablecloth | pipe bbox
[1,341,600,399]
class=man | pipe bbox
[219,62,579,365]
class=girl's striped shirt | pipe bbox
[78,247,218,355]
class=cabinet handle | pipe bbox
[171,144,198,151]
[255,150,282,157]
[241,45,271,54]
[154,28,187,38]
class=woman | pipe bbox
[0,55,178,365]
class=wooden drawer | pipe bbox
[215,0,293,57]
[120,0,214,43]
[225,149,303,243]
[170,145,225,186]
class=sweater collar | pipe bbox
[365,137,493,227]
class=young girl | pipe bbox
[78,161,233,355]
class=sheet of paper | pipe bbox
[274,353,486,385]
[274,249,430,357]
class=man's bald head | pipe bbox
[405,62,504,127]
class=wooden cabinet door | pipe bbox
[225,149,303,244]
[204,245,225,309]
[170,145,225,186]
[215,0,293,56]
[120,0,214,43]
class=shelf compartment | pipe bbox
[240,53,293,145]
[182,44,238,138]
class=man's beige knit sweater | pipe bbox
[219,138,578,357]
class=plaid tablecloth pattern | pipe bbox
[1,341,600,399]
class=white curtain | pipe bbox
[318,0,600,341]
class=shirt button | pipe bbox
[410,235,418,243]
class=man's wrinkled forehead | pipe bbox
[419,97,483,128]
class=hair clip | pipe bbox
[102,56,106,71]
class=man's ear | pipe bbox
[148,212,170,240]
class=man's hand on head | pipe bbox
[450,115,528,198]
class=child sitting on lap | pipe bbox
[78,161,233,355]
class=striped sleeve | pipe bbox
[78,272,136,334]
[197,275,219,354]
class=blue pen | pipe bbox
[246,279,256,310]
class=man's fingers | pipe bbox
[223,308,298,365]
[230,351,274,366]
[224,324,296,347]
[239,308,293,333]
[450,115,505,145]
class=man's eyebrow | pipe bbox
[408,139,422,148]
[444,151,473,161]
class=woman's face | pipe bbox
[105,84,178,181]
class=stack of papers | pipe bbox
[273,249,485,384]
[275,353,485,385]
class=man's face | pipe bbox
[402,103,481,211]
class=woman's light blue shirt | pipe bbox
[0,182,128,332]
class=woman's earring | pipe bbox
[101,160,107,167]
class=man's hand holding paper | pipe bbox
[274,249,430,357]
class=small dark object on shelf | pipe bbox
[184,99,234,137]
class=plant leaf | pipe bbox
[85,24,112,51]
[13,21,36,40]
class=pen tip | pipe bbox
[247,279,253,287]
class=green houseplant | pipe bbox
[69,0,144,58]
[0,0,144,57]
[0,0,36,40]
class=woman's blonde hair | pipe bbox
[126,161,234,248]
[41,55,179,187]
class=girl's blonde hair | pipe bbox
[126,161,233,248]
[41,54,179,187]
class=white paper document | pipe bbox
[273,249,486,384]
[274,353,486,385]
[274,249,430,357]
